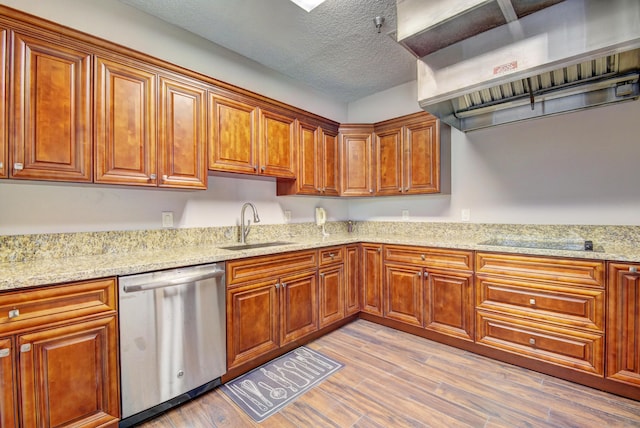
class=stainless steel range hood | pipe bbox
[397,0,640,132]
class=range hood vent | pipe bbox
[399,0,640,132]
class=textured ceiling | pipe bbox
[118,0,417,103]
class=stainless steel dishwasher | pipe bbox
[118,263,225,427]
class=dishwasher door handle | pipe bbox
[122,269,224,293]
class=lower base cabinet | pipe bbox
[0,278,119,427]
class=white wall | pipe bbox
[348,92,640,226]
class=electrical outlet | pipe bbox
[284,210,292,222]
[461,208,471,222]
[162,211,174,228]
[401,210,409,220]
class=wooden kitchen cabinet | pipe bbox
[209,92,296,179]
[383,245,474,338]
[361,243,383,315]
[0,337,16,428]
[158,74,207,189]
[0,278,119,427]
[277,123,339,196]
[476,252,605,375]
[345,244,360,315]
[226,251,318,369]
[318,246,346,328]
[0,26,7,179]
[94,55,157,186]
[339,124,374,196]
[606,263,640,386]
[10,31,92,182]
[374,112,440,195]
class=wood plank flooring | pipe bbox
[138,319,640,427]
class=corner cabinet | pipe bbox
[10,30,92,182]
[0,278,119,427]
[339,124,375,196]
[607,262,640,387]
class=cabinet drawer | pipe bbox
[476,310,604,375]
[319,246,345,266]
[476,277,604,331]
[384,245,473,271]
[0,278,117,335]
[476,253,604,288]
[227,250,317,286]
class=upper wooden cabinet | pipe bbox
[10,31,92,182]
[0,27,6,179]
[276,122,339,196]
[158,74,207,189]
[94,55,157,186]
[375,112,440,195]
[209,93,258,175]
[209,92,296,179]
[339,124,375,196]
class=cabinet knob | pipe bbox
[329,253,335,259]
[630,266,638,273]
[162,174,168,181]
[275,283,280,289]
[377,247,382,253]
[319,273,325,278]
[261,166,266,172]
[282,282,287,288]
[421,254,426,261]
[149,173,157,180]
[0,348,9,358]
[254,165,258,171]
[398,187,402,192]
[369,189,373,193]
[417,271,422,277]
[20,343,31,353]
[8,309,19,319]
[0,161,3,169]
[529,298,536,305]
[529,338,536,346]
[13,162,23,171]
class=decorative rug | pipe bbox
[222,346,343,422]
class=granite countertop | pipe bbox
[2,230,640,292]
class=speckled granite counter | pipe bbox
[2,221,640,291]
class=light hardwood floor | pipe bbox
[139,319,640,427]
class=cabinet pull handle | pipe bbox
[329,253,335,259]
[0,161,3,169]
[398,187,402,192]
[13,162,23,171]
[420,254,426,261]
[20,344,31,353]
[8,309,19,319]
[630,266,638,273]
[529,298,536,305]
[254,165,258,171]
[275,283,280,289]
[0,349,9,358]
[261,166,266,172]
[149,173,157,180]
[162,174,168,181]
[529,338,536,346]
[320,273,325,278]
[282,282,287,288]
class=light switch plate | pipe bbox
[284,210,292,222]
[402,210,409,220]
[461,208,471,222]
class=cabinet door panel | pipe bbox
[361,244,383,316]
[607,264,640,386]
[280,271,317,344]
[319,265,345,328]
[18,316,119,427]
[11,32,91,182]
[426,271,474,341]
[375,127,403,195]
[0,27,7,179]
[384,263,424,327]
[95,56,156,185]
[345,245,360,315]
[404,119,439,194]
[227,280,279,369]
[259,109,296,178]
[0,337,16,428]
[158,76,207,189]
[340,129,373,196]
[209,94,258,174]
[321,129,340,195]
[297,121,319,194]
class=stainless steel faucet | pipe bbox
[240,202,260,244]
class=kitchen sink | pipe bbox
[219,241,294,251]
[478,238,604,252]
